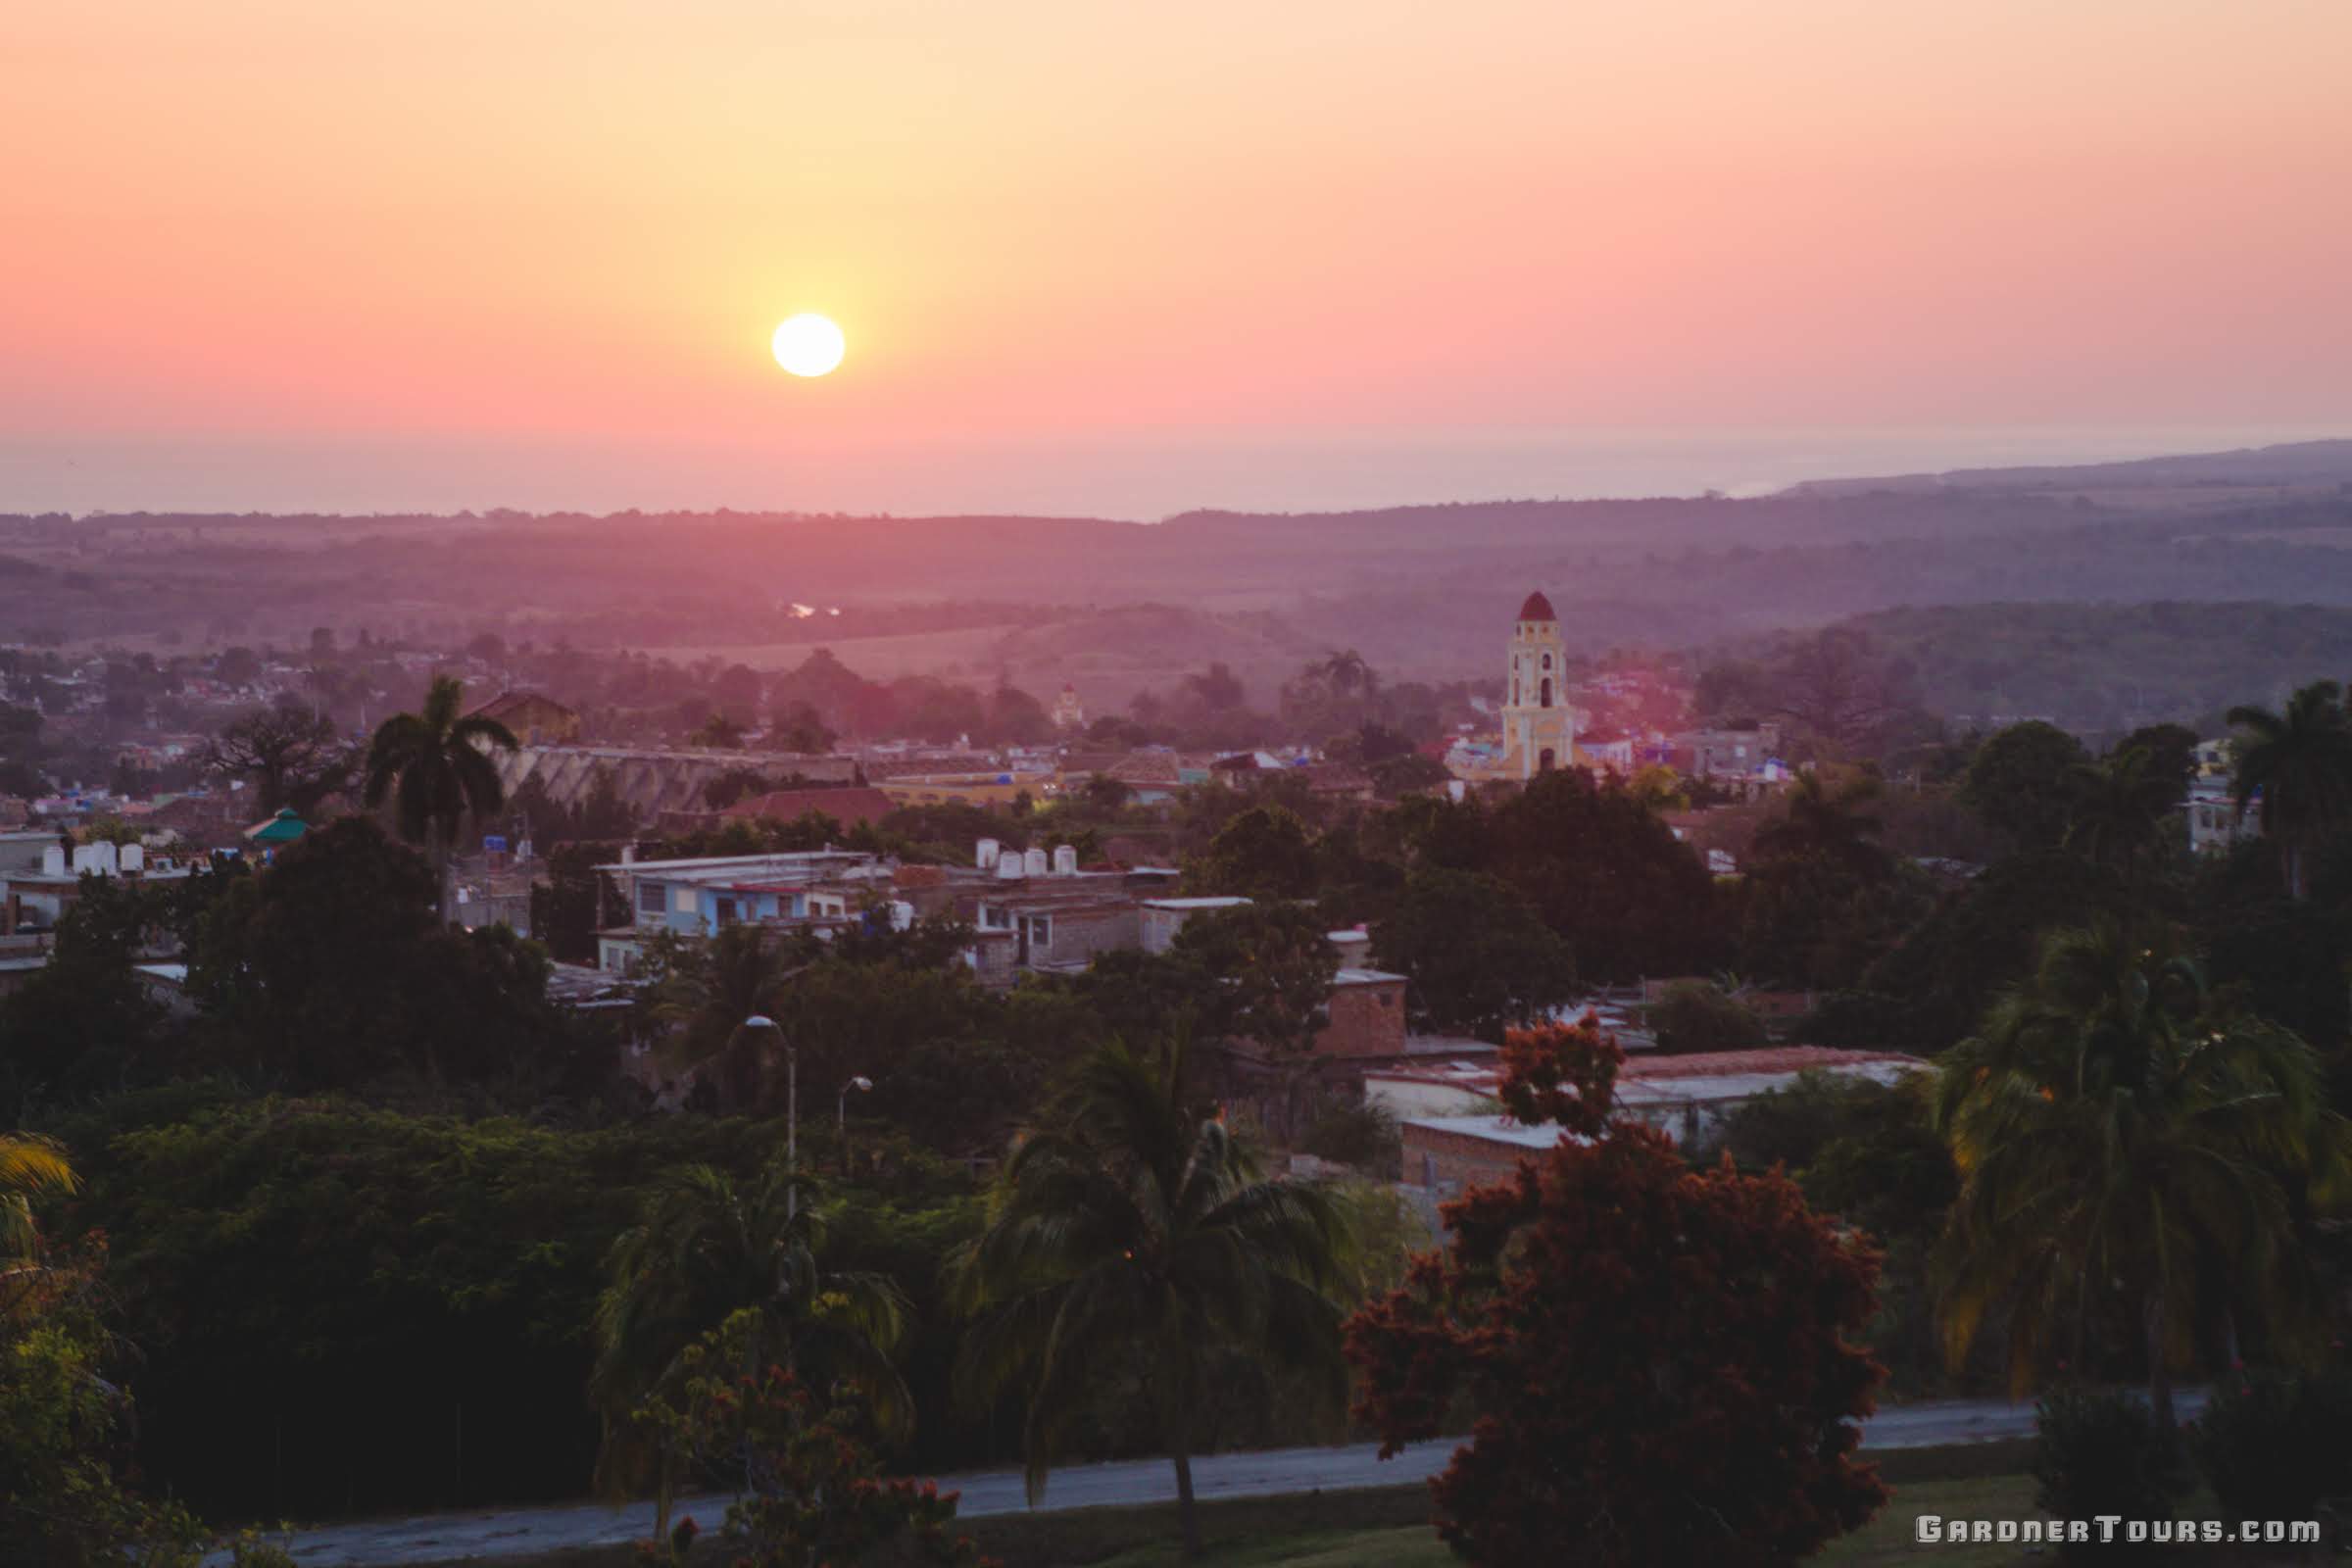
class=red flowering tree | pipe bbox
[634,1310,994,1568]
[1347,1018,1889,1567]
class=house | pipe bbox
[2187,776,2256,856]
[1383,1044,1930,1196]
[465,690,582,746]
[1,840,202,936]
[592,849,895,971]
[1138,896,1251,954]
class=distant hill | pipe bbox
[1712,601,2352,736]
[1786,438,2352,498]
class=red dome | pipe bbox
[1517,590,1556,621]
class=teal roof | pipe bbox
[247,808,309,845]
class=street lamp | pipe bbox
[742,1014,796,1216]
[839,1075,873,1171]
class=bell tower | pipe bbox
[1500,590,1574,780]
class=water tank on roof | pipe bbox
[1023,847,1050,877]
[40,845,64,876]
[889,900,914,931]
[120,843,143,873]
[996,855,1024,880]
[1053,844,1078,876]
[976,837,1000,870]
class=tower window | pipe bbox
[1540,677,1552,708]
[1542,653,1552,670]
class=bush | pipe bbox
[2032,1388,2189,1559]
[1298,1097,1401,1176]
[1645,980,1767,1054]
[2189,1367,2352,1528]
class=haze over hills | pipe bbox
[6,439,2350,715]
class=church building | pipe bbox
[1498,591,1575,779]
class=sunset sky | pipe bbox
[6,0,2349,516]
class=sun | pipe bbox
[771,314,846,377]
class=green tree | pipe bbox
[1933,923,2352,1429]
[951,1043,1352,1558]
[2063,744,2183,878]
[1373,868,1574,1040]
[592,1161,913,1528]
[1171,902,1337,1130]
[651,925,799,1084]
[0,876,171,1110]
[1960,720,2088,853]
[364,674,518,921]
[2228,680,2352,900]
[1187,806,1318,901]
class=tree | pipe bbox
[1959,720,2088,853]
[1348,1019,1887,1566]
[1180,662,1246,713]
[1645,978,1767,1054]
[201,702,353,816]
[2063,744,2182,878]
[650,924,800,1084]
[592,1161,913,1523]
[1933,923,2352,1430]
[0,875,171,1109]
[1172,899,1335,1049]
[364,673,518,921]
[0,1132,74,1261]
[630,1312,990,1568]
[188,816,570,1090]
[1186,805,1317,901]
[1482,769,1724,983]
[952,1043,1352,1559]
[2228,680,2352,900]
[769,701,837,755]
[1373,868,1574,1040]
[1752,770,1888,878]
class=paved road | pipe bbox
[249,1391,2208,1566]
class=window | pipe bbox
[1539,747,1557,772]
[1377,991,1393,1007]
[1021,913,1053,951]
[1541,653,1552,670]
[712,897,738,926]
[1539,677,1552,708]
[637,882,666,916]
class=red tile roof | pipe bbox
[1518,590,1556,621]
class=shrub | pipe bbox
[2189,1367,2352,1527]
[2032,1388,2189,1559]
[1645,979,1767,1054]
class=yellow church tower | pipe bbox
[1500,590,1574,779]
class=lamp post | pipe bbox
[839,1075,872,1171]
[743,1013,795,1216]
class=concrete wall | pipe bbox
[1314,978,1408,1058]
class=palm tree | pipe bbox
[2227,680,2352,900]
[1,1133,76,1324]
[0,1132,74,1260]
[1934,923,2352,1430]
[2063,745,2181,877]
[1751,769,1887,877]
[363,674,518,922]
[649,923,800,1086]
[591,1160,911,1532]
[951,1042,1354,1558]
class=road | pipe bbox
[247,1390,2208,1566]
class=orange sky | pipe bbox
[5,0,2349,514]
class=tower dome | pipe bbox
[1517,590,1556,621]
